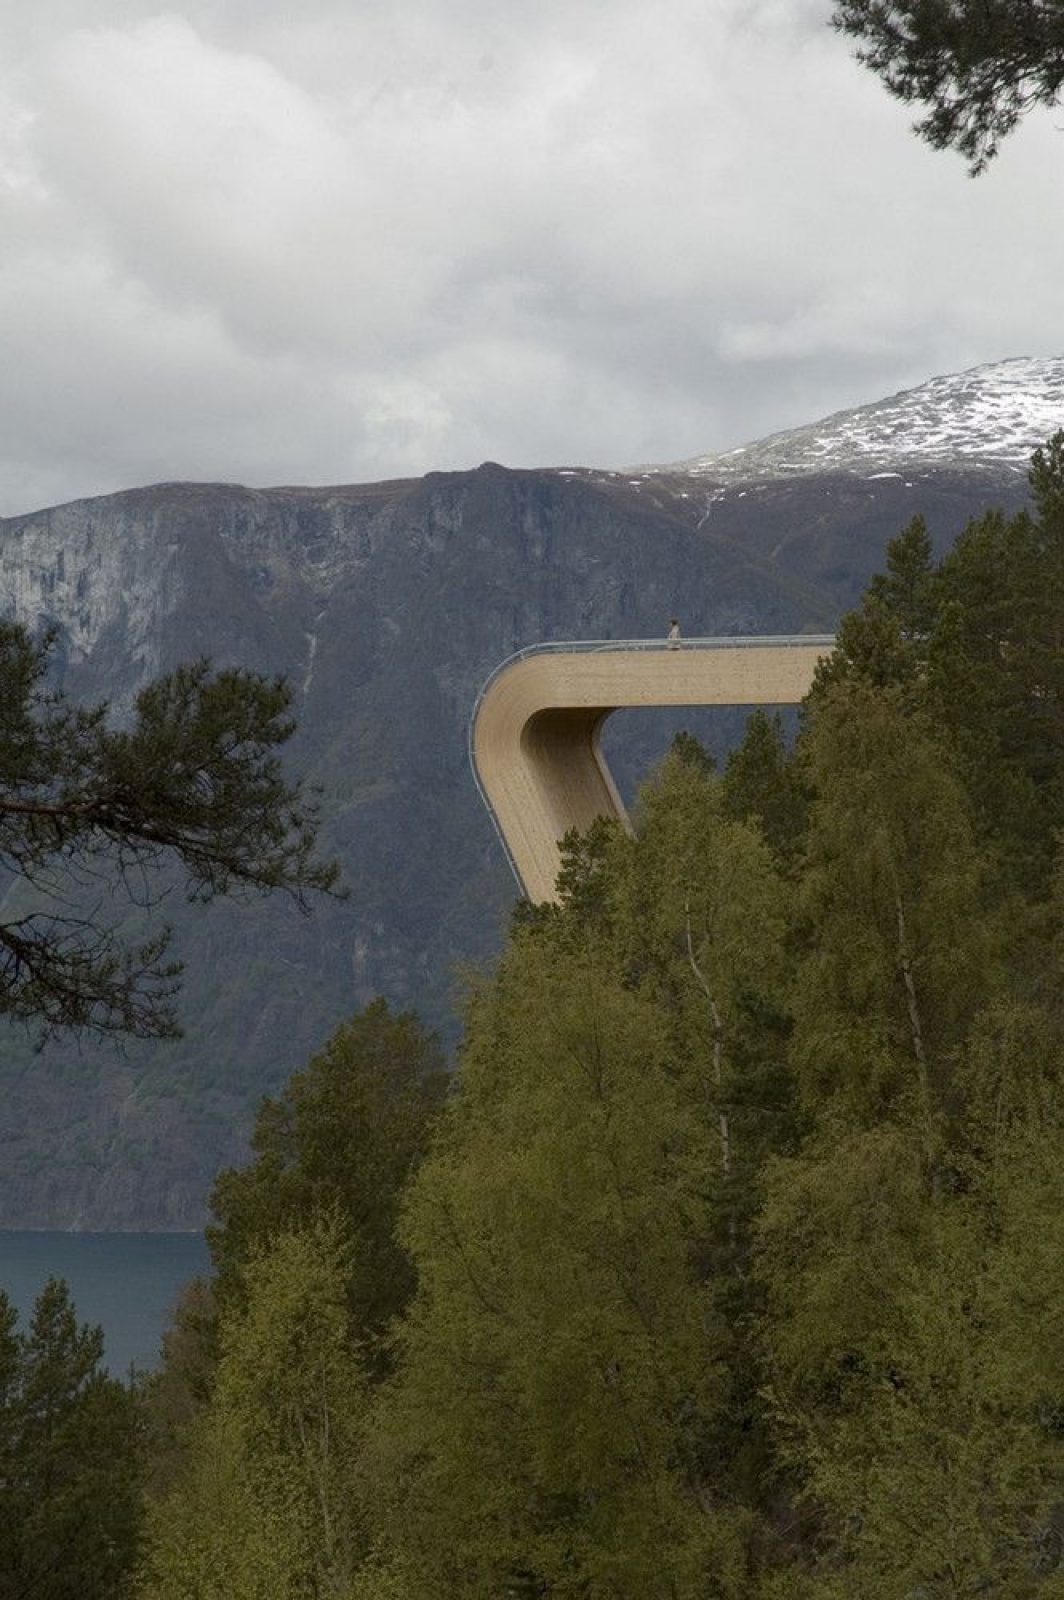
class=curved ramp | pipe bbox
[471,636,834,903]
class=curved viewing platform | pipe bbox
[470,635,835,903]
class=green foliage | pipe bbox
[139,1216,369,1600]
[744,446,1064,1592]
[807,519,936,700]
[551,816,623,930]
[792,678,998,1126]
[669,728,717,775]
[0,621,338,1039]
[0,1277,141,1599]
[356,747,803,1597]
[721,709,806,864]
[366,936,746,1598]
[756,1032,1064,1598]
[618,749,794,1224]
[808,439,1064,888]
[867,512,937,636]
[207,999,448,1358]
[832,0,1064,172]
[926,437,1064,879]
[617,751,797,1521]
[139,1277,220,1501]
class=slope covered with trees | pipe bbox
[18,436,1064,1594]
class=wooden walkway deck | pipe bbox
[470,637,834,902]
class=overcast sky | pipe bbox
[1,0,1062,515]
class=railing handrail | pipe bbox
[469,633,835,730]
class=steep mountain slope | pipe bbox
[551,358,1062,613]
[0,359,1055,1228]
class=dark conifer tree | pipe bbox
[721,709,806,865]
[928,431,1064,880]
[207,999,447,1356]
[0,1280,141,1599]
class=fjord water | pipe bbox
[0,1230,210,1375]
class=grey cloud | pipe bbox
[0,0,1062,515]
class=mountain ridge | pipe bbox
[0,358,1054,1229]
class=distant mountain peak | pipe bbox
[645,356,1064,484]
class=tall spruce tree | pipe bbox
[207,999,447,1355]
[721,709,807,866]
[0,1279,141,1600]
[927,433,1064,883]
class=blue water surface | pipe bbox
[0,1230,210,1376]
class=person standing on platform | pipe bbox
[667,618,681,649]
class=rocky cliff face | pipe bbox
[0,435,1037,1228]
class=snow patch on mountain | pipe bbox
[644,357,1064,483]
